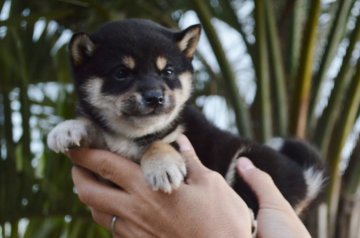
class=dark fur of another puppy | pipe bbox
[47,19,325,215]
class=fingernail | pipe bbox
[177,135,192,152]
[237,157,255,172]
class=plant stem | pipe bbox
[290,0,321,138]
[253,0,272,142]
[265,0,288,136]
[287,0,305,86]
[192,0,253,138]
[219,0,255,61]
[327,57,360,232]
[314,14,360,155]
[309,0,356,128]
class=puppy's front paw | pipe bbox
[47,119,89,153]
[141,142,186,193]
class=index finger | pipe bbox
[176,134,211,183]
[67,148,145,192]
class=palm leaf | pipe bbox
[327,58,360,226]
[309,0,356,127]
[252,0,273,141]
[314,13,360,155]
[290,0,321,138]
[192,0,253,138]
[264,0,288,136]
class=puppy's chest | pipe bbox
[103,134,144,162]
[102,125,184,162]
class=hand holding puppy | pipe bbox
[237,158,311,238]
[68,135,311,238]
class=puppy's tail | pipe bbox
[266,138,326,214]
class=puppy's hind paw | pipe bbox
[47,119,90,153]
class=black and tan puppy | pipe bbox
[47,19,324,215]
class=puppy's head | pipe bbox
[69,19,201,138]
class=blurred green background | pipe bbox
[1,0,359,237]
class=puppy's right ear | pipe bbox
[175,24,201,59]
[69,32,96,66]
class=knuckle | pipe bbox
[77,185,92,204]
[90,209,101,223]
[209,170,223,179]
[246,166,270,180]
[204,169,223,181]
[182,150,196,159]
[97,156,115,181]
[91,209,113,231]
[182,150,199,163]
[257,170,274,183]
[252,169,276,187]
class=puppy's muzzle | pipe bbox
[142,90,164,107]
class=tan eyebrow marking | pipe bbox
[122,56,136,69]
[156,56,168,71]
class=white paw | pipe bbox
[47,119,89,153]
[141,154,187,193]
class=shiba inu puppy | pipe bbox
[47,19,324,215]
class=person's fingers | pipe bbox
[236,157,292,209]
[71,166,131,216]
[90,207,113,230]
[67,148,144,191]
[176,134,209,182]
[91,208,155,238]
[90,208,132,238]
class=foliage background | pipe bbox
[1,0,360,237]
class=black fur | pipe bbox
[181,106,315,212]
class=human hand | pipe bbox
[236,157,312,238]
[68,135,252,238]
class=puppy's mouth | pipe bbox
[122,104,174,118]
[119,93,176,118]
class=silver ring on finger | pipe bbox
[111,216,118,235]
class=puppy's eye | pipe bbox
[162,67,174,77]
[113,67,130,80]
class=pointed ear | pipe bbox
[69,32,96,66]
[176,24,201,58]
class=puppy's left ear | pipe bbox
[176,24,201,58]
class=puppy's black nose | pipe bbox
[143,90,164,106]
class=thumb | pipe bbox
[176,134,207,181]
[236,157,291,208]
